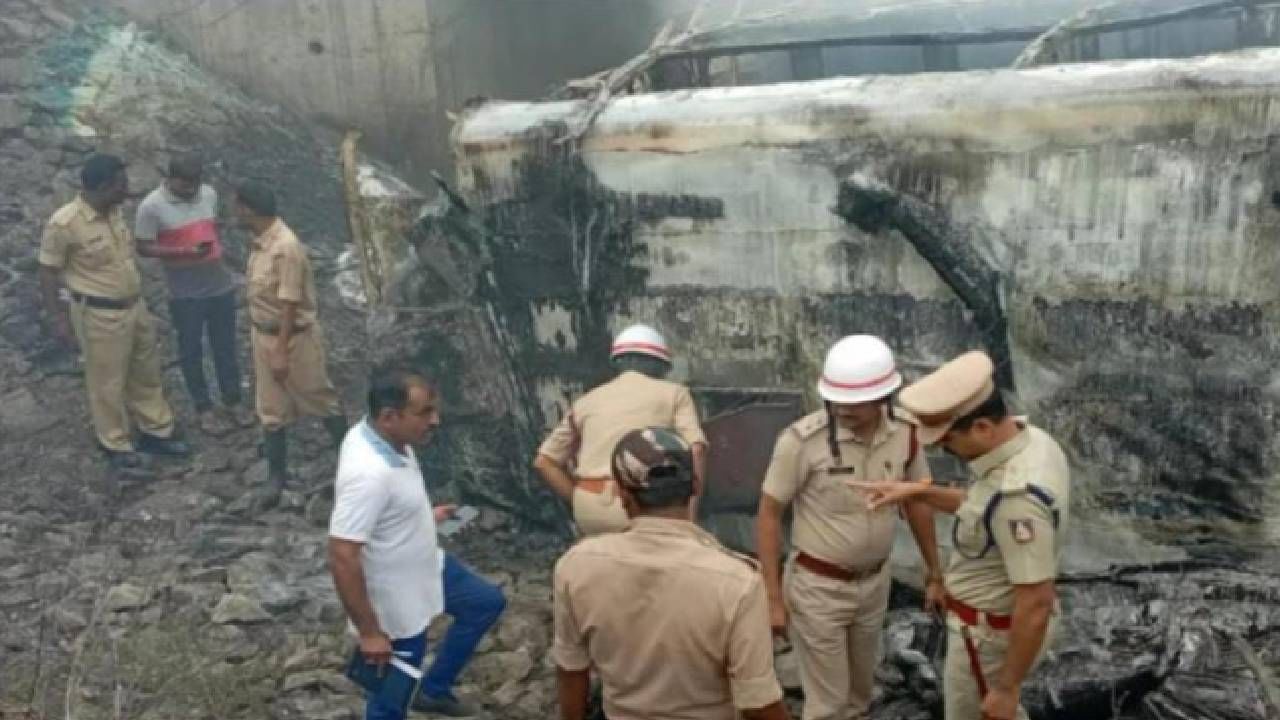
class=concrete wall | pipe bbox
[109,0,674,184]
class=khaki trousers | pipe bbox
[68,301,175,452]
[784,557,892,720]
[250,326,341,430]
[943,615,1057,720]
[571,483,629,536]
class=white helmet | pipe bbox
[610,324,672,363]
[817,335,902,404]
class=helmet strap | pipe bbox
[825,401,843,466]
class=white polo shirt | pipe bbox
[329,419,444,640]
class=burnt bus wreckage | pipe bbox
[344,1,1280,718]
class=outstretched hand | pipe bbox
[846,480,925,511]
[433,504,458,523]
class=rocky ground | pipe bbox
[0,2,568,718]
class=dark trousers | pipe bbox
[169,290,242,412]
[365,554,507,720]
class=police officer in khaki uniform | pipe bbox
[38,154,191,476]
[233,181,347,487]
[534,324,707,535]
[756,335,942,720]
[852,351,1070,720]
[553,427,790,720]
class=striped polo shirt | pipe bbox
[134,184,235,299]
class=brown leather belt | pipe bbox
[576,476,612,494]
[795,552,884,582]
[70,291,136,310]
[252,321,311,336]
[946,596,1012,630]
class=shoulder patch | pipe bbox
[791,410,829,439]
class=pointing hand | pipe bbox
[846,479,924,511]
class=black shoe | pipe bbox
[136,434,192,457]
[105,450,155,479]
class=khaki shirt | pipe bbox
[553,518,783,720]
[246,219,318,329]
[945,424,1071,614]
[538,371,706,477]
[762,409,928,570]
[38,197,142,300]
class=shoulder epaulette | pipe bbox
[690,527,761,572]
[790,410,829,440]
[48,204,77,227]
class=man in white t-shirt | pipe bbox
[328,367,506,719]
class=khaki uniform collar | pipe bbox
[967,421,1031,478]
[629,516,709,540]
[834,406,894,447]
[74,195,113,222]
[252,218,283,251]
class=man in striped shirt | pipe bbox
[135,152,252,434]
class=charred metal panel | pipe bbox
[694,390,805,514]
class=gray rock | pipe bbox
[0,60,25,89]
[198,446,234,473]
[0,387,60,438]
[493,678,524,707]
[301,597,345,624]
[104,583,150,612]
[49,606,88,634]
[211,593,271,625]
[515,683,552,717]
[242,460,270,486]
[224,641,260,664]
[283,646,326,673]
[0,563,33,581]
[494,614,546,654]
[305,493,334,527]
[170,582,224,608]
[0,18,39,45]
[282,669,349,694]
[477,507,512,533]
[184,566,228,584]
[468,647,534,690]
[227,552,283,589]
[278,695,362,720]
[279,489,306,512]
[228,552,303,613]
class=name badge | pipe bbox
[826,466,855,476]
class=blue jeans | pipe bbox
[365,554,507,720]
